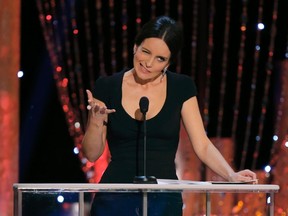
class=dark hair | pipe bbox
[134,16,183,63]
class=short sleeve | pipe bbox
[92,72,123,107]
[169,72,197,103]
[92,76,110,104]
[181,75,197,101]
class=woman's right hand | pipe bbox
[86,89,116,125]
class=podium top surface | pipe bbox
[13,182,280,193]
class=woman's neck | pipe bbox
[130,68,166,86]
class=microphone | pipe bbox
[139,96,149,114]
[134,97,157,184]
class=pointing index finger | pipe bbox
[86,89,94,102]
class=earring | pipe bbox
[162,67,168,76]
[161,67,168,81]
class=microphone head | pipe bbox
[139,96,149,114]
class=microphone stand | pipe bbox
[134,100,157,184]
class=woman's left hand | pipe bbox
[229,169,258,183]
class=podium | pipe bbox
[13,182,279,216]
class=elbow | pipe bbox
[82,150,100,162]
[81,144,103,162]
[81,135,106,162]
[193,139,211,161]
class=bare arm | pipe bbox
[81,90,116,162]
[181,97,257,182]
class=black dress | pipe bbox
[90,70,197,216]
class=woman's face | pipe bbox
[133,38,170,81]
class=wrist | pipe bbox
[88,118,107,128]
[228,171,236,182]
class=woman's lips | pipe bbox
[140,64,150,73]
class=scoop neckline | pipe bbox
[119,71,168,122]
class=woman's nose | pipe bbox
[145,57,153,68]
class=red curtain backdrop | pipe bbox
[0,0,20,215]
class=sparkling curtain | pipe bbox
[36,0,288,214]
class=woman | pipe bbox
[82,16,257,216]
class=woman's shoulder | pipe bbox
[167,71,195,85]
[93,69,127,96]
[96,69,126,82]
[167,71,197,96]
